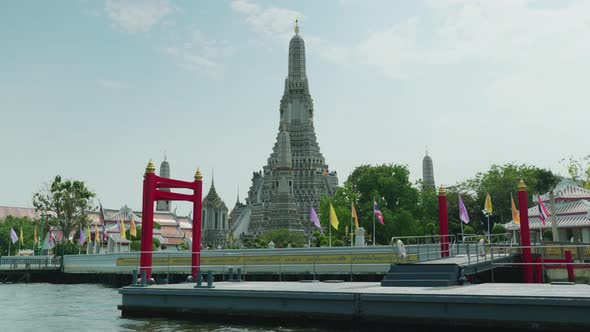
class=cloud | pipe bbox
[96,79,126,89]
[231,0,302,42]
[165,27,234,76]
[356,0,590,78]
[105,0,172,33]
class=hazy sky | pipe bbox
[1,0,589,216]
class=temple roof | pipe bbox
[537,179,590,202]
[203,179,228,210]
[505,215,590,230]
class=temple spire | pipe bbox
[294,19,299,35]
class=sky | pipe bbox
[1,0,589,216]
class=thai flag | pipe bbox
[374,201,384,225]
[537,195,550,225]
[49,231,56,245]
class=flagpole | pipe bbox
[487,214,491,243]
[329,221,332,247]
[460,219,464,242]
[308,210,311,247]
[8,238,11,257]
[372,198,376,246]
[350,203,353,247]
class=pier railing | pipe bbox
[461,233,514,265]
[0,256,61,271]
[389,234,458,261]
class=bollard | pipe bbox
[207,271,214,287]
[196,271,203,286]
[236,268,242,281]
[141,270,147,287]
[131,269,138,286]
[228,267,233,281]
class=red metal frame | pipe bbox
[140,161,203,280]
[517,180,533,283]
[438,186,449,257]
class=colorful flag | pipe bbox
[87,226,91,244]
[19,227,23,245]
[310,207,321,229]
[537,195,550,225]
[79,228,85,245]
[120,219,127,240]
[34,228,38,245]
[49,231,56,245]
[130,218,137,237]
[351,203,359,228]
[102,224,108,241]
[374,201,384,225]
[458,194,470,224]
[10,228,18,244]
[484,193,493,215]
[94,224,99,242]
[511,193,520,224]
[329,203,339,230]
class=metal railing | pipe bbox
[462,233,514,265]
[390,234,457,261]
[0,256,61,270]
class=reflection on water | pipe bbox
[0,283,337,331]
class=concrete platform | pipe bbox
[119,281,590,330]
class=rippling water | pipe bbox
[0,283,334,332]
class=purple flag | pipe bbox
[310,207,321,229]
[79,228,86,245]
[458,194,470,224]
[10,228,18,244]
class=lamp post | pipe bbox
[38,213,47,256]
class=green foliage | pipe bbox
[130,240,141,252]
[562,155,590,189]
[463,225,475,235]
[32,175,96,246]
[243,237,268,249]
[0,216,39,255]
[176,242,189,251]
[455,163,559,230]
[332,239,344,247]
[125,226,140,241]
[492,224,507,235]
[53,242,80,256]
[152,237,160,250]
[320,164,421,245]
[261,229,306,248]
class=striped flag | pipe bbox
[102,224,108,241]
[49,231,56,245]
[537,195,550,225]
[374,201,384,225]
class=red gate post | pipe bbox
[565,250,576,282]
[517,179,533,283]
[140,160,156,280]
[438,185,449,257]
[192,169,203,279]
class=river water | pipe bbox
[0,283,333,332]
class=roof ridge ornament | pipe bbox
[294,19,299,35]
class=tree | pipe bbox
[321,164,421,245]
[562,155,590,189]
[460,164,559,226]
[32,175,96,253]
[0,216,38,255]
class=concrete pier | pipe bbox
[119,281,590,330]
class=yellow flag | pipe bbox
[351,202,359,228]
[120,219,127,240]
[20,227,24,245]
[87,226,91,243]
[511,194,520,224]
[94,224,100,242]
[130,218,137,238]
[329,203,339,230]
[34,228,38,245]
[484,193,493,215]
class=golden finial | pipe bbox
[438,185,446,196]
[195,168,202,181]
[294,19,299,34]
[518,179,527,191]
[146,160,156,173]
